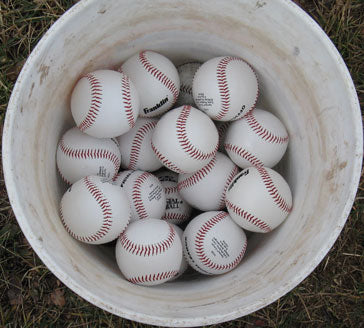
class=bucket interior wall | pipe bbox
[4,0,361,325]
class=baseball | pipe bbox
[71,69,139,138]
[120,50,180,117]
[215,121,230,154]
[113,170,166,221]
[183,211,247,275]
[177,152,239,211]
[224,108,289,169]
[115,219,183,285]
[169,224,189,280]
[56,127,121,184]
[155,170,192,225]
[60,175,131,244]
[192,56,258,121]
[151,105,219,173]
[175,62,201,107]
[117,117,162,172]
[225,166,293,233]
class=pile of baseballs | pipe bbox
[57,50,293,286]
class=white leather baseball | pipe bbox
[155,170,192,225]
[56,127,121,184]
[120,51,180,117]
[117,117,162,172]
[113,170,166,221]
[225,166,293,233]
[224,108,289,169]
[169,224,189,280]
[71,69,139,138]
[183,211,247,275]
[115,219,183,285]
[192,56,258,121]
[175,62,201,107]
[151,105,219,173]
[178,152,239,211]
[60,175,131,245]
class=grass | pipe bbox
[1,0,363,327]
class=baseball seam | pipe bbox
[60,177,114,242]
[119,223,176,256]
[217,122,230,136]
[59,137,120,178]
[257,166,292,213]
[121,74,136,129]
[177,156,217,190]
[162,212,189,224]
[216,57,233,120]
[216,57,259,121]
[217,122,230,149]
[180,84,193,95]
[245,111,289,144]
[151,141,186,173]
[164,185,178,194]
[218,165,239,210]
[128,121,157,170]
[131,172,152,219]
[127,270,178,284]
[176,105,218,161]
[224,143,264,168]
[195,212,247,272]
[78,73,102,132]
[226,199,272,233]
[57,169,72,185]
[139,51,179,103]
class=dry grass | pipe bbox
[1,0,363,327]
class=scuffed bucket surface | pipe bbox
[3,0,362,326]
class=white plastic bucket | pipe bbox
[3,0,362,326]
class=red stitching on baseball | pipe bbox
[164,185,178,195]
[151,141,186,173]
[131,172,153,219]
[245,111,289,144]
[128,121,157,170]
[257,167,292,213]
[180,84,192,95]
[139,51,179,103]
[224,143,264,168]
[194,212,246,271]
[177,156,217,191]
[57,167,72,185]
[121,74,136,129]
[78,73,103,132]
[217,122,230,144]
[128,270,179,284]
[119,223,176,256]
[176,105,218,161]
[218,165,239,210]
[216,57,258,121]
[60,177,114,242]
[216,57,233,120]
[162,212,189,223]
[59,137,120,177]
[226,199,272,233]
